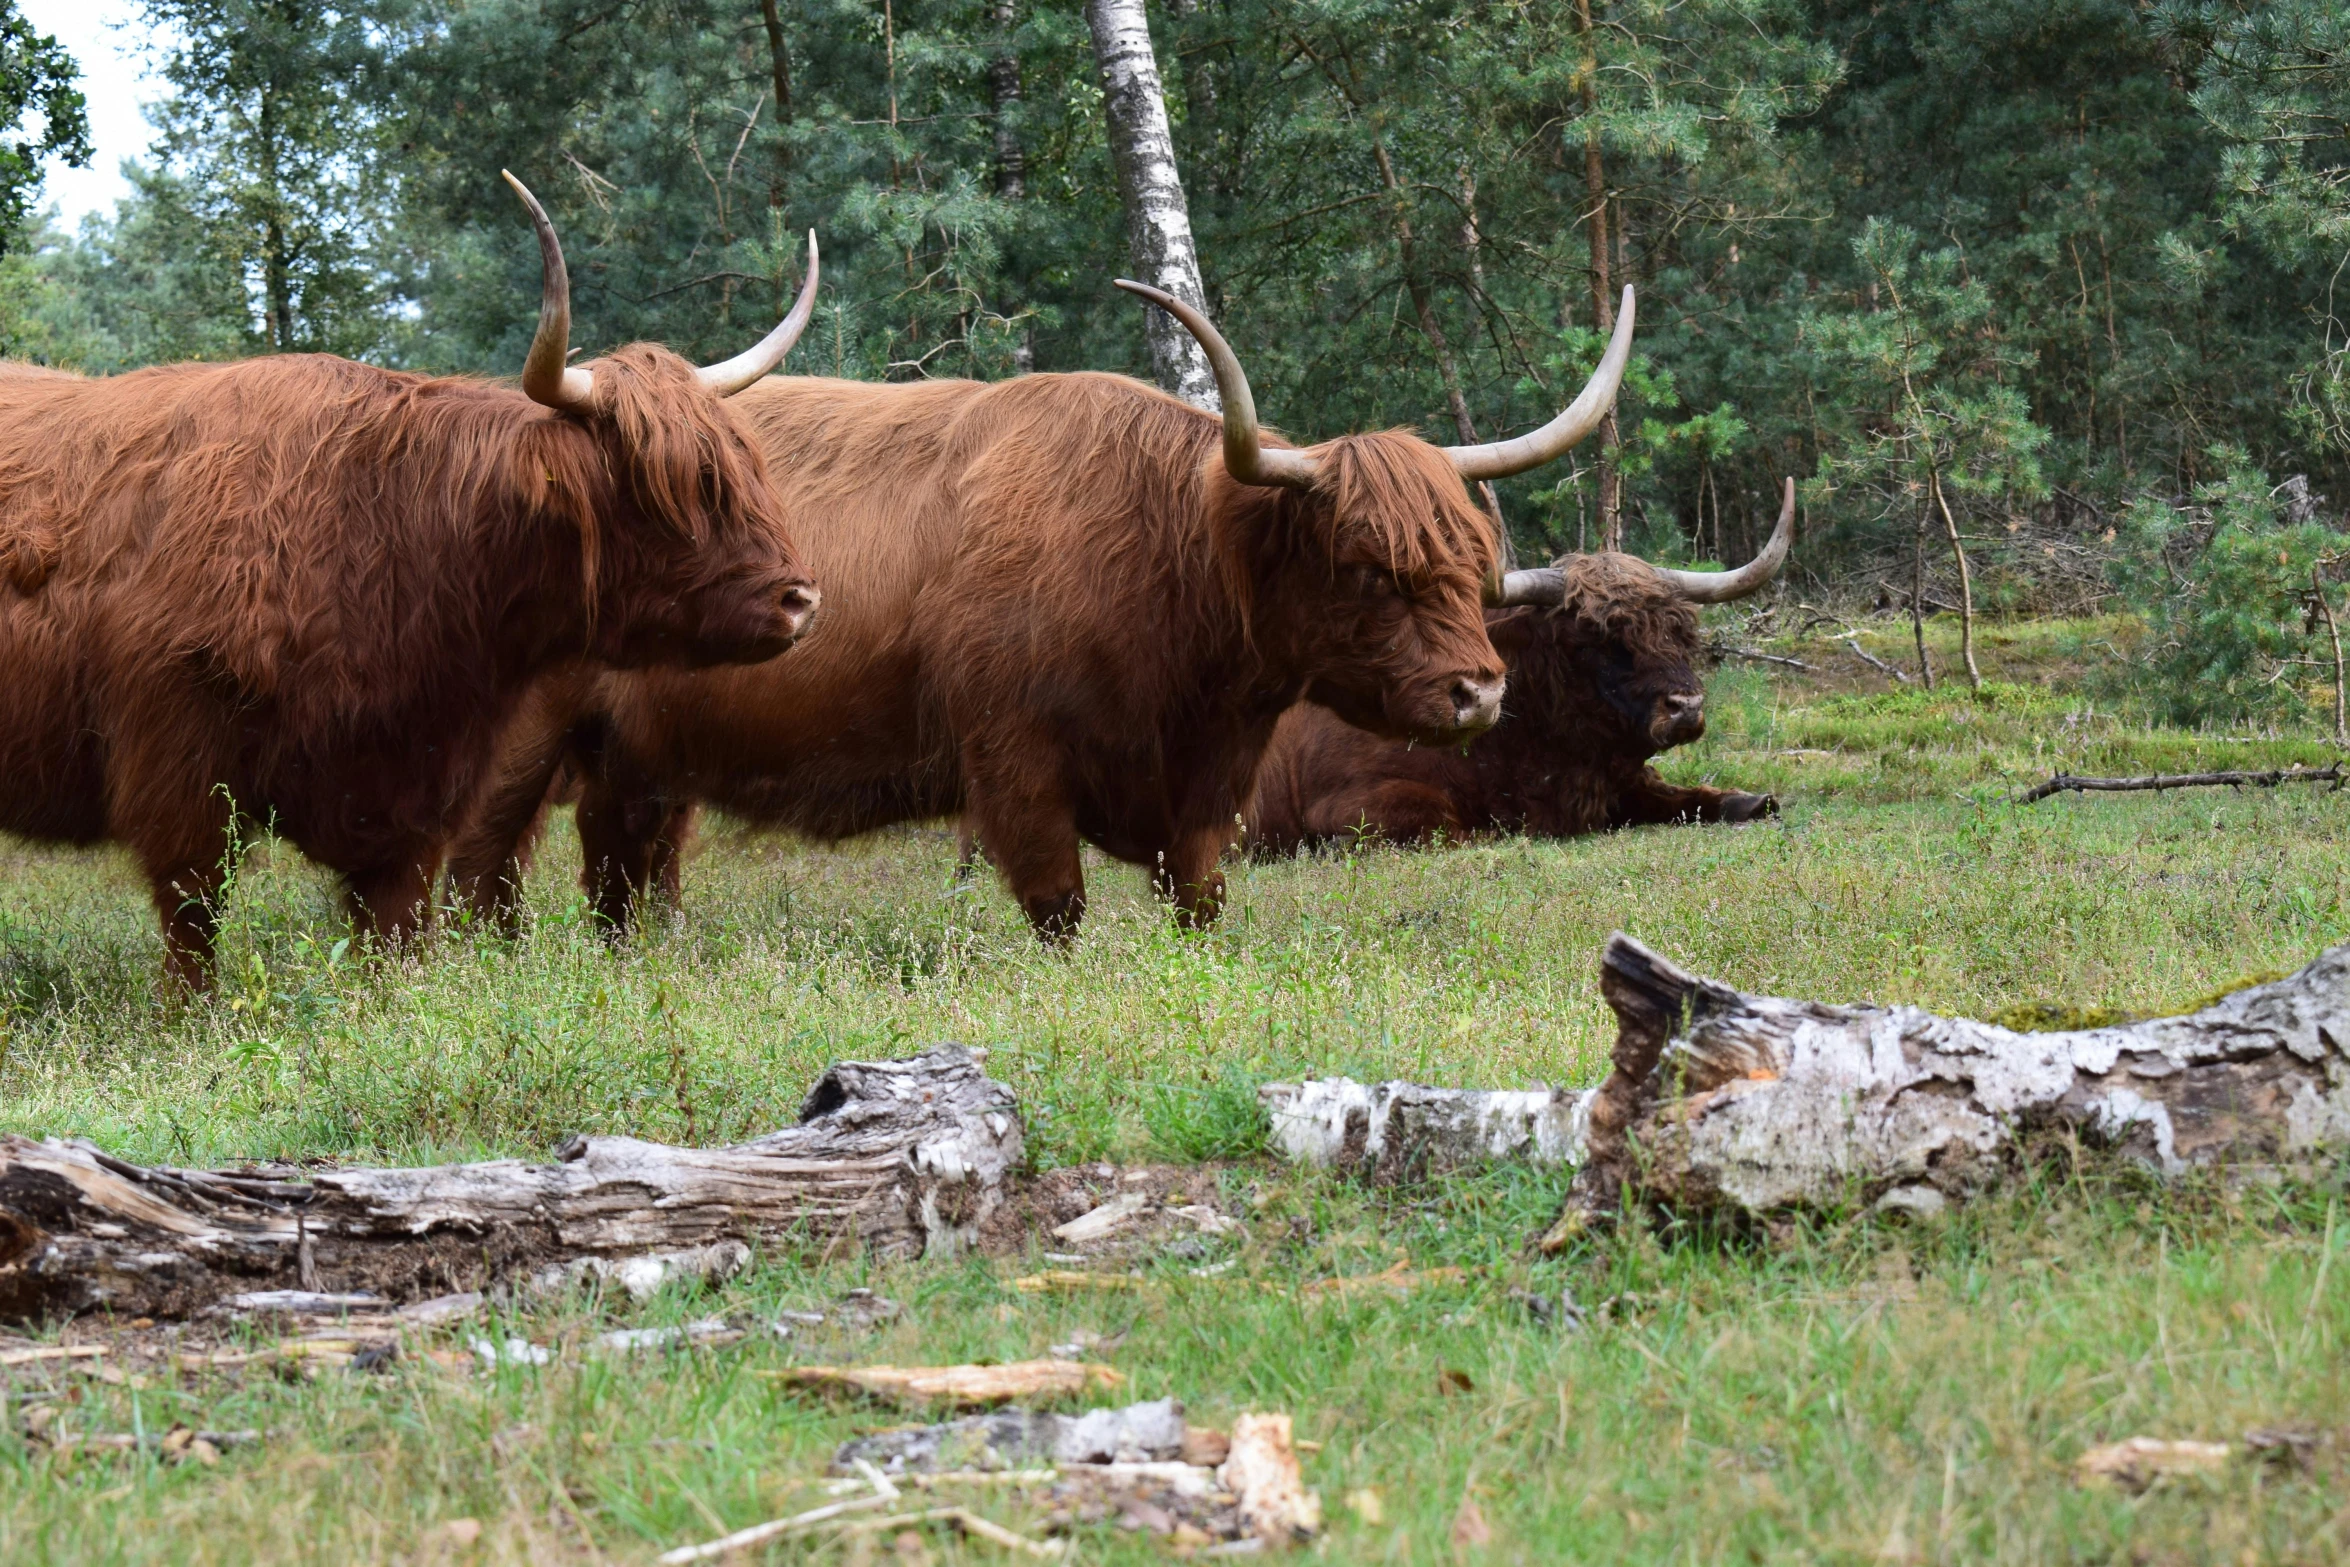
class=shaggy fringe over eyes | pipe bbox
[590,344,772,543]
[1311,431,1499,584]
[1552,553,1701,664]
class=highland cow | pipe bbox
[0,175,823,988]
[449,286,1637,942]
[1243,483,1795,853]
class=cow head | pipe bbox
[1487,480,1796,755]
[1117,280,1638,746]
[505,173,821,670]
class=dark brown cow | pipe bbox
[0,174,823,989]
[1244,482,1795,854]
[448,286,1639,940]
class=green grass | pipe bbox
[2,614,2347,1563]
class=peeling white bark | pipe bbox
[1085,0,1219,410]
[0,1047,1020,1322]
[1605,935,2350,1216]
[1267,938,2350,1222]
[1262,1079,1590,1180]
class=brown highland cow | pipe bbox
[0,175,823,988]
[1242,482,1795,854]
[448,286,1639,941]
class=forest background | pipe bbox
[0,0,2346,728]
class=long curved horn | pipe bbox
[1492,562,1569,607]
[1113,279,1318,490]
[1653,477,1796,603]
[1449,288,1636,481]
[697,232,821,395]
[503,171,596,411]
[1491,476,1796,607]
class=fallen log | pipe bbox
[0,1046,1020,1322]
[1263,935,2350,1227]
[2015,762,2345,805]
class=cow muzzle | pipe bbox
[1445,674,1505,735]
[776,582,822,644]
[1653,691,1706,747]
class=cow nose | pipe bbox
[1449,675,1504,731]
[777,583,821,641]
[1660,691,1706,739]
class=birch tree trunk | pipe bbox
[1262,935,2350,1232]
[991,0,1033,372]
[1085,0,1220,410]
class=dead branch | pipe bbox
[1707,642,1816,672]
[1829,631,1911,684]
[1268,934,2350,1230]
[2015,763,2346,805]
[0,1047,1020,1322]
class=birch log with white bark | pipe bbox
[1085,0,1219,409]
[0,1046,1020,1322]
[1264,936,2350,1225]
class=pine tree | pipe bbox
[137,0,400,356]
[1810,220,2051,686]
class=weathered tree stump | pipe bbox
[0,1046,1020,1322]
[1264,936,2350,1227]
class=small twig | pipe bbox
[1827,631,1911,684]
[945,1509,1067,1558]
[1709,643,1815,672]
[657,1492,895,1563]
[0,1344,106,1367]
[2014,762,2348,806]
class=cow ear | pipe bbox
[1484,606,1540,655]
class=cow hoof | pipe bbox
[1722,792,1778,823]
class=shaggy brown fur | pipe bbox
[1244,552,1776,853]
[0,346,816,988]
[447,369,1505,940]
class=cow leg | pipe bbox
[1151,824,1233,931]
[963,772,1087,944]
[147,863,227,996]
[573,775,692,938]
[1613,766,1778,827]
[447,734,589,940]
[645,802,699,906]
[127,799,240,994]
[346,855,435,953]
[446,770,562,937]
[953,820,986,884]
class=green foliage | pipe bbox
[134,0,405,357]
[1809,218,2051,544]
[1141,1059,1269,1162]
[0,4,86,249]
[2175,0,2350,455]
[6,0,2350,620]
[2111,445,2348,726]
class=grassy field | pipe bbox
[2,614,2347,1564]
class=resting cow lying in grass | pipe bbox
[1239,483,1793,855]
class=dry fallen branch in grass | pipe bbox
[2074,1438,2234,1491]
[0,1047,1020,1322]
[1707,641,1816,672]
[1266,933,2350,1229]
[2014,762,2345,805]
[762,1359,1127,1408]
